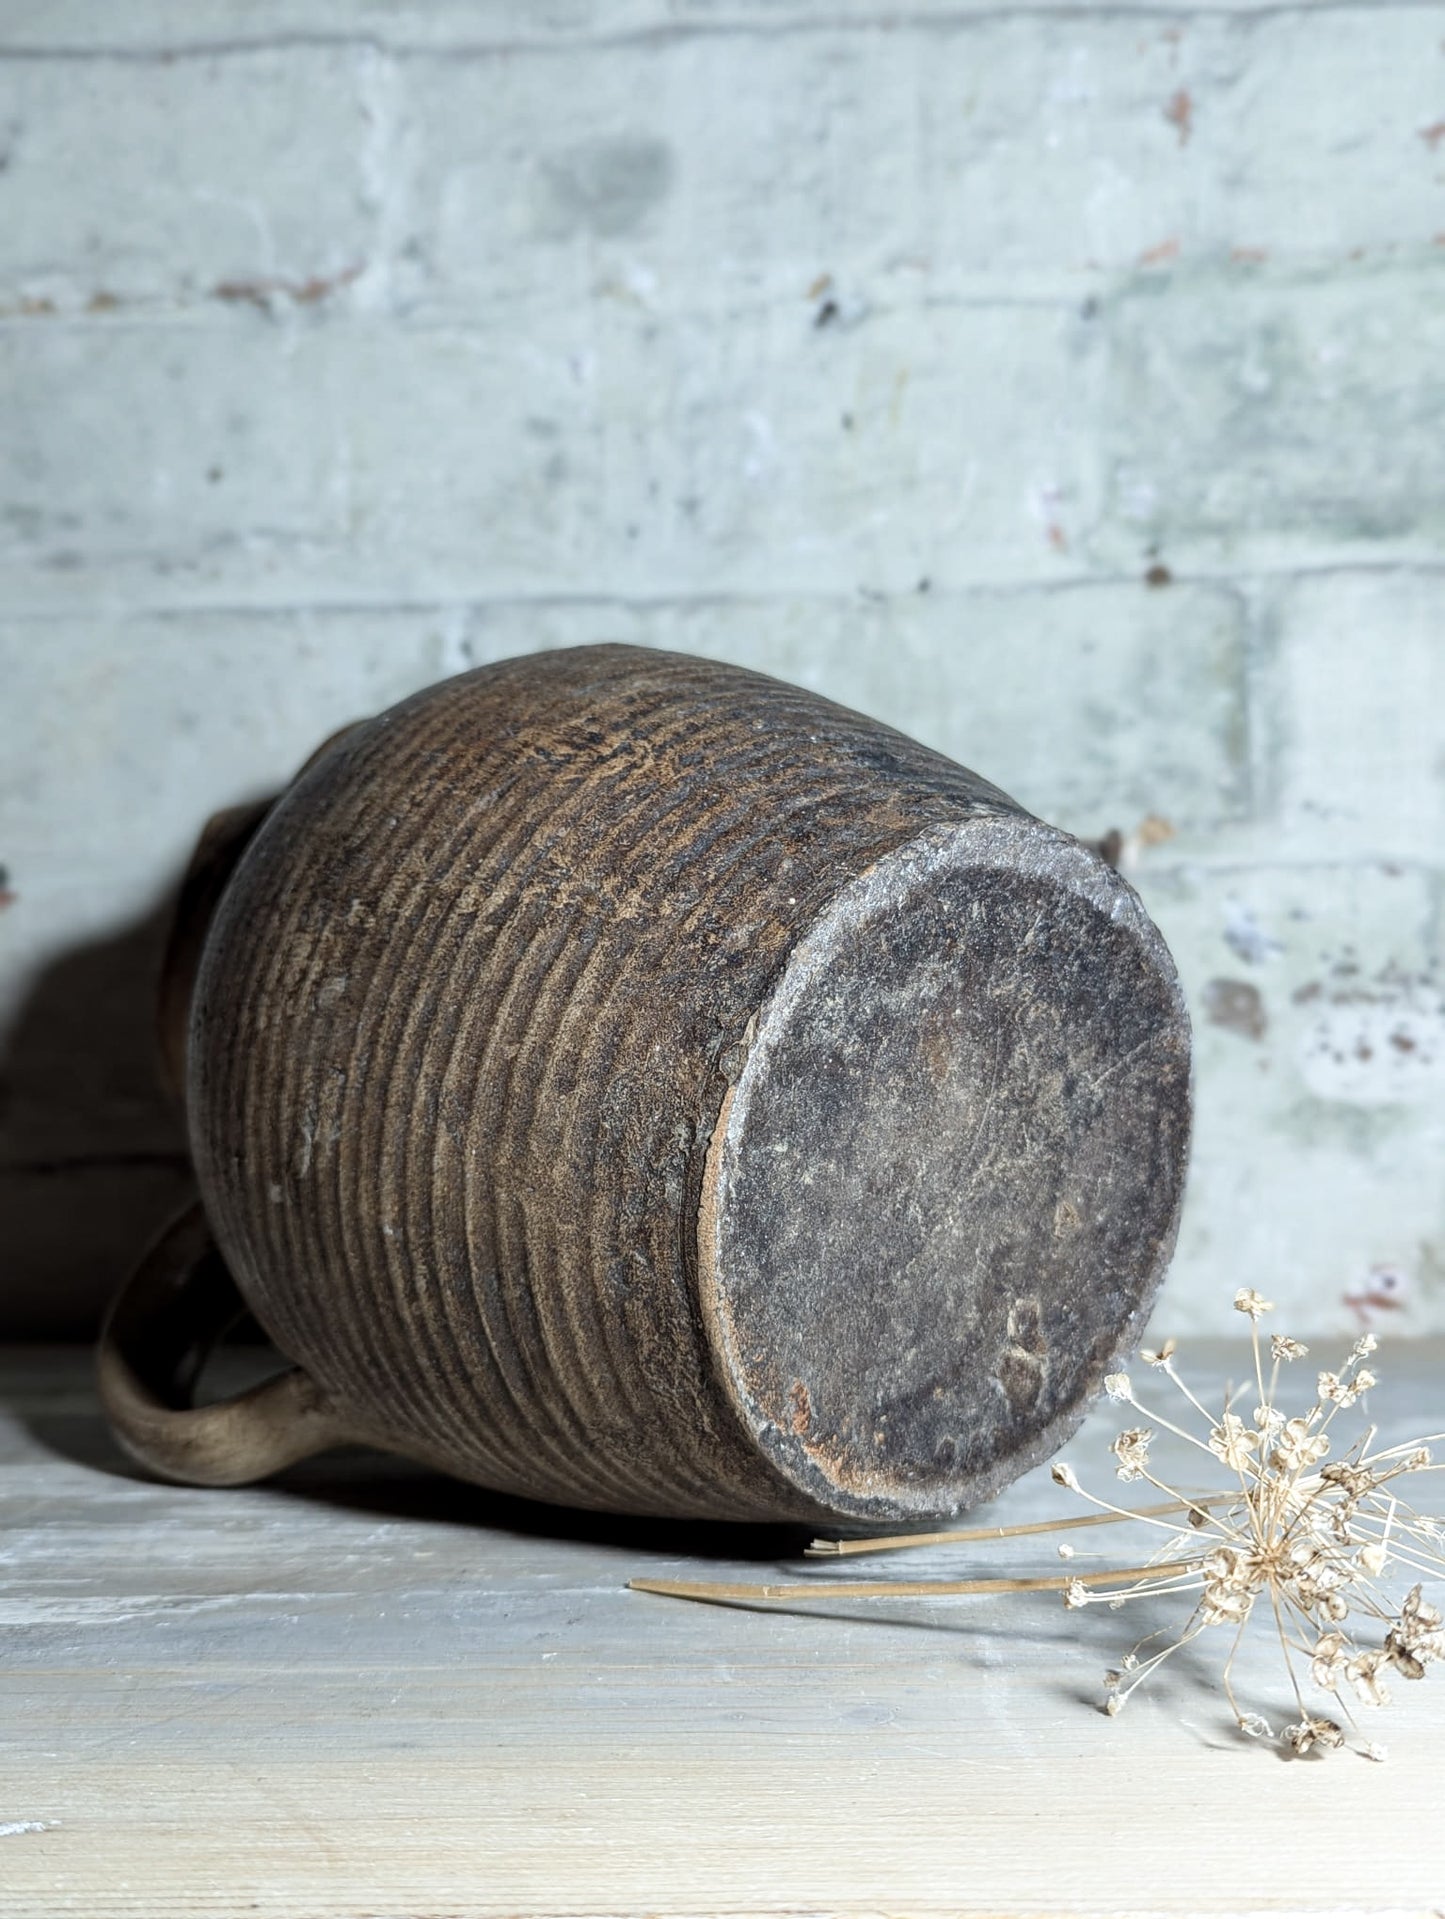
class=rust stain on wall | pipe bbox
[1164,89,1193,145]
[212,263,364,310]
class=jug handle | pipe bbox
[97,1203,352,1486]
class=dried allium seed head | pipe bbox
[1141,1337,1177,1367]
[826,1294,1445,1763]
[1320,1461,1376,1501]
[1200,1548,1258,1626]
[1318,1370,1357,1407]
[1346,1651,1391,1709]
[1385,1639,1427,1682]
[1404,1586,1443,1632]
[1207,1413,1260,1471]
[1271,1333,1308,1363]
[1389,1585,1445,1673]
[1310,1632,1347,1691]
[1269,1417,1330,1474]
[1111,1427,1153,1483]
[1284,1717,1344,1755]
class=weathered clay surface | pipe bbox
[701,819,1190,1521]
[130,644,1190,1523]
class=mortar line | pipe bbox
[3,557,1445,627]
[2,4,1443,62]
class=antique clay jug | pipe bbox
[99,645,1191,1526]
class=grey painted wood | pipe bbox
[3,1341,1443,1914]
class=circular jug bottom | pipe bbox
[699,814,1190,1525]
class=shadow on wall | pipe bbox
[0,890,195,1341]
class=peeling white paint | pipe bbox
[1298,980,1444,1107]
[1222,898,1283,966]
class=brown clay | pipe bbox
[98,645,1192,1526]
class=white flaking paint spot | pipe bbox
[1299,979,1444,1107]
[1222,897,1283,965]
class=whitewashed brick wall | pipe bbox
[1,1,1442,1340]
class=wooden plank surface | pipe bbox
[3,1341,1443,1916]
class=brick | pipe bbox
[0,300,1099,607]
[4,12,1439,320]
[1091,266,1445,573]
[1209,16,1445,262]
[1252,572,1445,867]
[448,579,1249,840]
[0,595,1246,959]
[0,325,342,600]
[0,49,375,314]
[394,12,1445,321]
[1135,861,1445,1336]
[0,615,468,908]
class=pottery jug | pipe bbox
[98,645,1191,1525]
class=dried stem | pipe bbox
[630,1561,1196,1604]
[805,1495,1228,1558]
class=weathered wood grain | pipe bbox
[3,1342,1444,1915]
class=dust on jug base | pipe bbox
[698,813,1191,1528]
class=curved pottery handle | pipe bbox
[97,1204,353,1486]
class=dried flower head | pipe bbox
[1207,1412,1259,1472]
[1046,1310,1445,1760]
[1284,1716,1344,1755]
[1234,1288,1274,1319]
[1111,1427,1154,1483]
[633,1295,1444,1767]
